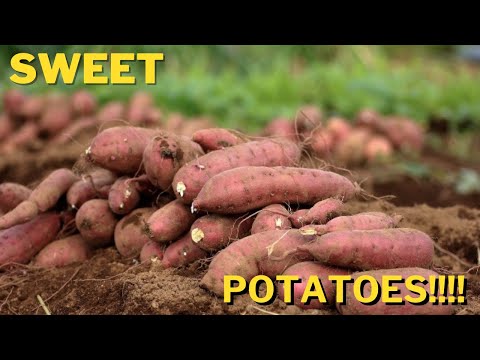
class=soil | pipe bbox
[1,141,480,315]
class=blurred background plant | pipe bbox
[1,45,479,136]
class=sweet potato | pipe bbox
[52,116,98,145]
[326,117,352,143]
[144,107,163,126]
[0,213,61,267]
[143,131,205,190]
[191,214,254,251]
[301,212,403,236]
[334,128,372,166]
[379,116,424,152]
[145,199,196,243]
[67,168,117,209]
[174,139,302,204]
[192,166,359,215]
[289,209,309,228]
[165,113,185,133]
[355,108,381,128]
[162,232,208,268]
[296,105,322,133]
[295,198,344,226]
[200,229,314,296]
[115,207,156,257]
[298,228,434,270]
[33,234,92,268]
[337,268,456,315]
[179,117,215,137]
[1,121,39,153]
[0,114,14,141]
[20,95,45,119]
[192,128,245,152]
[3,89,26,117]
[76,199,117,248]
[140,241,166,263]
[263,117,297,142]
[97,101,126,124]
[309,128,334,157]
[87,126,158,174]
[39,103,73,135]
[277,261,349,309]
[0,168,79,229]
[71,90,97,115]
[0,183,32,213]
[108,176,141,215]
[251,204,291,234]
[364,135,393,162]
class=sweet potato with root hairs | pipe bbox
[337,268,455,315]
[143,132,205,190]
[76,199,117,248]
[33,235,92,268]
[145,199,196,243]
[0,183,32,213]
[301,212,403,236]
[140,241,166,263]
[262,117,297,142]
[173,139,302,204]
[326,117,352,142]
[200,229,314,296]
[0,168,78,229]
[297,198,344,226]
[192,128,245,152]
[52,116,98,145]
[0,114,14,141]
[3,89,26,116]
[192,166,359,215]
[108,176,141,215]
[162,233,208,268]
[115,207,157,257]
[364,135,393,162]
[87,126,158,174]
[1,121,39,153]
[97,101,126,124]
[71,90,97,115]
[67,168,117,209]
[298,228,434,270]
[289,209,309,228]
[296,105,322,134]
[251,204,291,234]
[0,213,61,267]
[39,103,73,135]
[20,95,45,119]
[277,261,349,310]
[191,214,254,252]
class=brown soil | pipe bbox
[1,139,480,315]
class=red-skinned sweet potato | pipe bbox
[295,105,322,134]
[0,183,32,213]
[263,117,297,142]
[162,232,208,268]
[76,199,117,248]
[296,198,344,226]
[97,101,126,124]
[108,176,141,215]
[326,117,352,143]
[289,209,310,228]
[140,241,166,263]
[33,234,92,268]
[67,168,117,209]
[174,139,302,204]
[3,89,26,117]
[115,207,157,257]
[192,128,245,152]
[71,90,97,115]
[251,204,291,234]
[39,102,73,135]
[52,116,98,145]
[192,166,359,215]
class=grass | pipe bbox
[1,45,480,133]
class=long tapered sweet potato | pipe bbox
[0,213,61,267]
[190,214,254,252]
[143,131,205,190]
[295,198,344,226]
[76,199,117,248]
[145,199,196,243]
[192,166,359,215]
[337,268,456,315]
[0,183,32,213]
[192,128,245,152]
[289,209,309,228]
[200,229,314,296]
[251,204,291,234]
[87,126,158,174]
[114,207,157,257]
[162,233,208,268]
[298,228,434,270]
[300,212,402,235]
[173,139,302,204]
[33,235,92,268]
[0,168,79,230]
[277,261,349,310]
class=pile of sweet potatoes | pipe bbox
[0,95,446,315]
